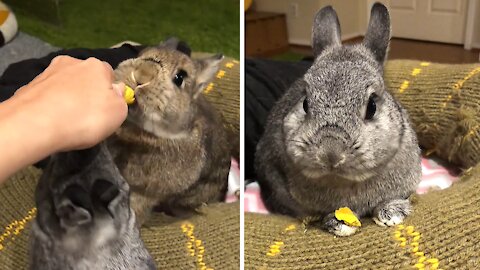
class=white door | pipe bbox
[371,0,468,44]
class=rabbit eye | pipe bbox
[365,93,377,120]
[173,69,188,87]
[303,98,309,113]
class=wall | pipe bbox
[253,0,480,49]
[253,0,366,45]
[253,0,287,13]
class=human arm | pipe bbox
[0,56,127,182]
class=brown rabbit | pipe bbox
[108,38,230,225]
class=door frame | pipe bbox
[464,0,477,50]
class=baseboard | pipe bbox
[288,38,310,46]
[289,32,363,46]
[471,42,480,50]
[341,32,363,42]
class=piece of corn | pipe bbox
[124,85,135,104]
[335,207,362,227]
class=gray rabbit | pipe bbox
[255,3,421,236]
[30,144,156,270]
[108,38,230,225]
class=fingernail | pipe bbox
[112,82,125,97]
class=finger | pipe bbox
[112,82,125,97]
[83,58,115,84]
[102,61,114,73]
[28,56,82,87]
[50,55,82,66]
[102,100,128,137]
[102,61,115,82]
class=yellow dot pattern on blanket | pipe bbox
[398,62,430,93]
[181,222,214,270]
[393,224,441,270]
[441,66,480,109]
[452,66,480,90]
[216,70,226,79]
[411,68,422,76]
[387,61,480,166]
[265,224,296,257]
[204,82,215,94]
[0,208,36,252]
[204,61,237,95]
[442,67,480,115]
[455,66,480,139]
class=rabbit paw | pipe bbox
[322,213,358,237]
[373,199,411,227]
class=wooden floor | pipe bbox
[290,37,480,64]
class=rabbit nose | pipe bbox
[318,136,347,168]
[326,151,346,168]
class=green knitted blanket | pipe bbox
[194,53,240,158]
[0,167,240,269]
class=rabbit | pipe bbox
[30,144,156,270]
[108,38,230,225]
[255,3,421,236]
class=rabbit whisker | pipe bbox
[136,81,151,90]
[130,71,137,84]
[288,139,307,145]
[289,168,306,181]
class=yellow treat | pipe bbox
[124,85,135,104]
[335,207,361,227]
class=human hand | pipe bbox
[13,56,128,152]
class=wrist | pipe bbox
[6,93,63,155]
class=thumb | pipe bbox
[112,82,125,97]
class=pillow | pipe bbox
[0,2,17,46]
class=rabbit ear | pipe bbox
[162,37,192,57]
[193,54,224,98]
[312,6,341,57]
[91,179,121,217]
[57,202,92,228]
[161,37,180,50]
[363,3,391,64]
[56,184,92,228]
[51,146,100,176]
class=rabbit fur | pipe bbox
[108,38,230,225]
[30,144,155,269]
[255,3,421,236]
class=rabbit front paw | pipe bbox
[372,199,411,227]
[322,213,358,237]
